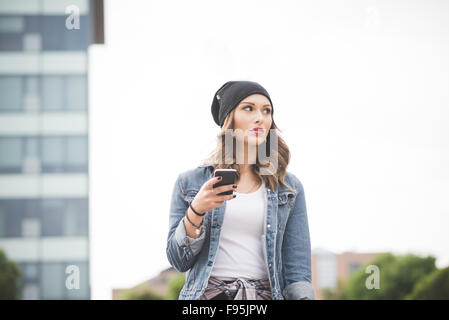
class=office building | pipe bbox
[0,0,104,299]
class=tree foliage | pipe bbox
[165,273,185,300]
[406,266,449,300]
[0,248,22,300]
[344,253,437,299]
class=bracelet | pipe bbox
[184,213,203,235]
[189,201,206,216]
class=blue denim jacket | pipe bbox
[166,164,315,300]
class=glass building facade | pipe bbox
[0,0,103,299]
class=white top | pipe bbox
[210,181,269,280]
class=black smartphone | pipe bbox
[212,169,237,196]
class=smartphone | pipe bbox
[213,169,237,196]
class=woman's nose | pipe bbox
[254,110,264,122]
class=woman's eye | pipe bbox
[243,106,271,113]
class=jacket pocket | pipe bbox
[183,190,198,203]
[277,191,296,231]
[278,191,296,208]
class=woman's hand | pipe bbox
[190,176,237,213]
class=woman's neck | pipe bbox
[236,143,257,171]
[239,163,253,176]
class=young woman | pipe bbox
[166,81,314,300]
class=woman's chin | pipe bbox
[248,135,266,145]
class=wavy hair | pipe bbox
[202,108,294,193]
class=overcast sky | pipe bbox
[89,0,449,299]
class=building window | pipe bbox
[22,284,40,300]
[42,76,65,111]
[41,136,65,172]
[41,16,89,51]
[22,217,40,237]
[0,136,87,174]
[19,262,40,282]
[18,262,41,300]
[42,75,88,111]
[0,15,90,52]
[0,16,25,50]
[64,199,88,236]
[65,261,90,299]
[24,76,40,112]
[0,137,23,173]
[66,136,88,171]
[0,200,24,237]
[40,262,65,299]
[0,75,87,112]
[41,199,65,237]
[66,76,87,110]
[23,137,40,174]
[41,198,88,237]
[0,76,23,111]
[41,136,88,173]
[0,199,88,238]
[23,32,41,51]
[348,262,362,275]
[40,261,90,299]
[0,16,25,33]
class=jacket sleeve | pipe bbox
[166,174,207,272]
[281,177,315,300]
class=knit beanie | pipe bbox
[211,81,274,127]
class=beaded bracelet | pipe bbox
[185,212,203,235]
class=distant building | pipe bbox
[112,267,180,300]
[0,0,104,299]
[312,249,384,299]
[312,248,336,299]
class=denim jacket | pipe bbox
[166,164,315,300]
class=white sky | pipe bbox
[88,0,449,299]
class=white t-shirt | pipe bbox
[210,181,269,280]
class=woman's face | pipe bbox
[233,93,273,146]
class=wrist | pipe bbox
[191,198,205,215]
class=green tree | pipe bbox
[321,279,348,300]
[165,273,185,300]
[406,266,449,300]
[0,248,22,300]
[345,253,437,299]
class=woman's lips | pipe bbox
[250,128,265,135]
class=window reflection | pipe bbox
[0,75,88,112]
[0,198,89,238]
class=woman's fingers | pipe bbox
[213,183,236,195]
[216,192,236,202]
[206,176,223,190]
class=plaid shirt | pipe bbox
[198,276,272,300]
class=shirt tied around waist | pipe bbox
[199,276,272,300]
